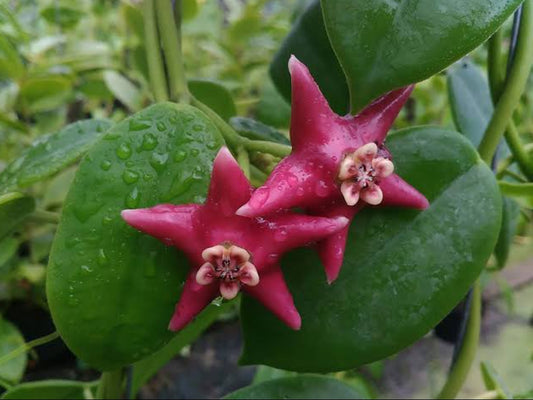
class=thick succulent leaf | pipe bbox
[269,0,349,115]
[103,70,144,112]
[448,60,494,148]
[131,301,233,395]
[494,196,520,270]
[0,119,112,194]
[229,117,290,145]
[189,79,237,121]
[0,193,35,240]
[0,318,26,385]
[240,127,501,371]
[17,76,72,114]
[322,0,522,112]
[224,375,363,399]
[46,103,224,370]
[1,380,97,399]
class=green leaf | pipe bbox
[0,237,18,271]
[0,318,26,385]
[0,35,24,80]
[17,77,73,114]
[0,119,112,194]
[481,362,513,399]
[0,193,35,241]
[189,79,237,121]
[270,0,349,115]
[131,301,233,395]
[40,5,84,29]
[240,127,501,371]
[224,375,364,399]
[229,117,290,145]
[256,79,291,128]
[494,196,520,269]
[183,0,199,21]
[46,103,224,371]
[252,366,297,384]
[322,0,522,112]
[448,60,494,148]
[1,380,97,399]
[103,70,143,112]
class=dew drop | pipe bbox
[116,143,132,160]
[100,160,112,171]
[315,180,329,198]
[192,124,204,132]
[122,169,139,184]
[207,141,218,150]
[129,119,151,131]
[102,216,113,225]
[190,148,199,157]
[150,152,168,173]
[142,133,158,150]
[125,187,140,208]
[156,121,166,131]
[173,150,187,162]
[250,187,269,208]
[81,265,93,273]
[97,249,108,266]
[296,187,305,197]
[287,175,298,187]
[274,228,288,242]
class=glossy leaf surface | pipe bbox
[0,318,26,385]
[270,0,349,115]
[1,380,97,399]
[0,193,35,240]
[46,103,223,370]
[229,117,289,145]
[225,375,363,399]
[240,128,501,371]
[189,79,237,121]
[322,0,522,111]
[0,119,112,194]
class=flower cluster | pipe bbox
[122,56,428,331]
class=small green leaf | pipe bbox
[17,76,73,114]
[0,237,18,271]
[132,301,233,395]
[0,35,24,80]
[0,119,112,194]
[270,0,349,115]
[1,380,97,399]
[0,193,35,240]
[189,79,237,121]
[448,60,494,148]
[40,4,84,29]
[256,79,291,128]
[494,196,520,269]
[322,0,522,111]
[46,103,224,371]
[481,362,513,399]
[224,375,364,399]
[0,318,26,385]
[230,117,289,145]
[103,70,143,112]
[241,127,501,371]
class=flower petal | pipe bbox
[201,245,225,263]
[372,157,394,178]
[353,142,377,164]
[338,155,357,180]
[340,181,360,206]
[196,262,215,285]
[229,245,250,265]
[361,184,383,205]
[239,262,259,286]
[220,281,240,300]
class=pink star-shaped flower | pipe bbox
[121,147,349,331]
[237,56,429,283]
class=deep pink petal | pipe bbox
[288,55,339,151]
[206,146,252,216]
[244,266,301,330]
[379,174,430,209]
[354,86,414,145]
[168,271,219,331]
[121,204,200,250]
[236,154,337,218]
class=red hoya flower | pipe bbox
[237,56,429,284]
[121,147,349,331]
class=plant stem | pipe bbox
[478,0,533,164]
[436,281,481,399]
[498,180,533,196]
[0,331,59,366]
[488,10,533,180]
[155,0,189,102]
[96,369,125,399]
[237,146,250,179]
[142,0,169,102]
[243,139,291,158]
[28,210,60,224]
